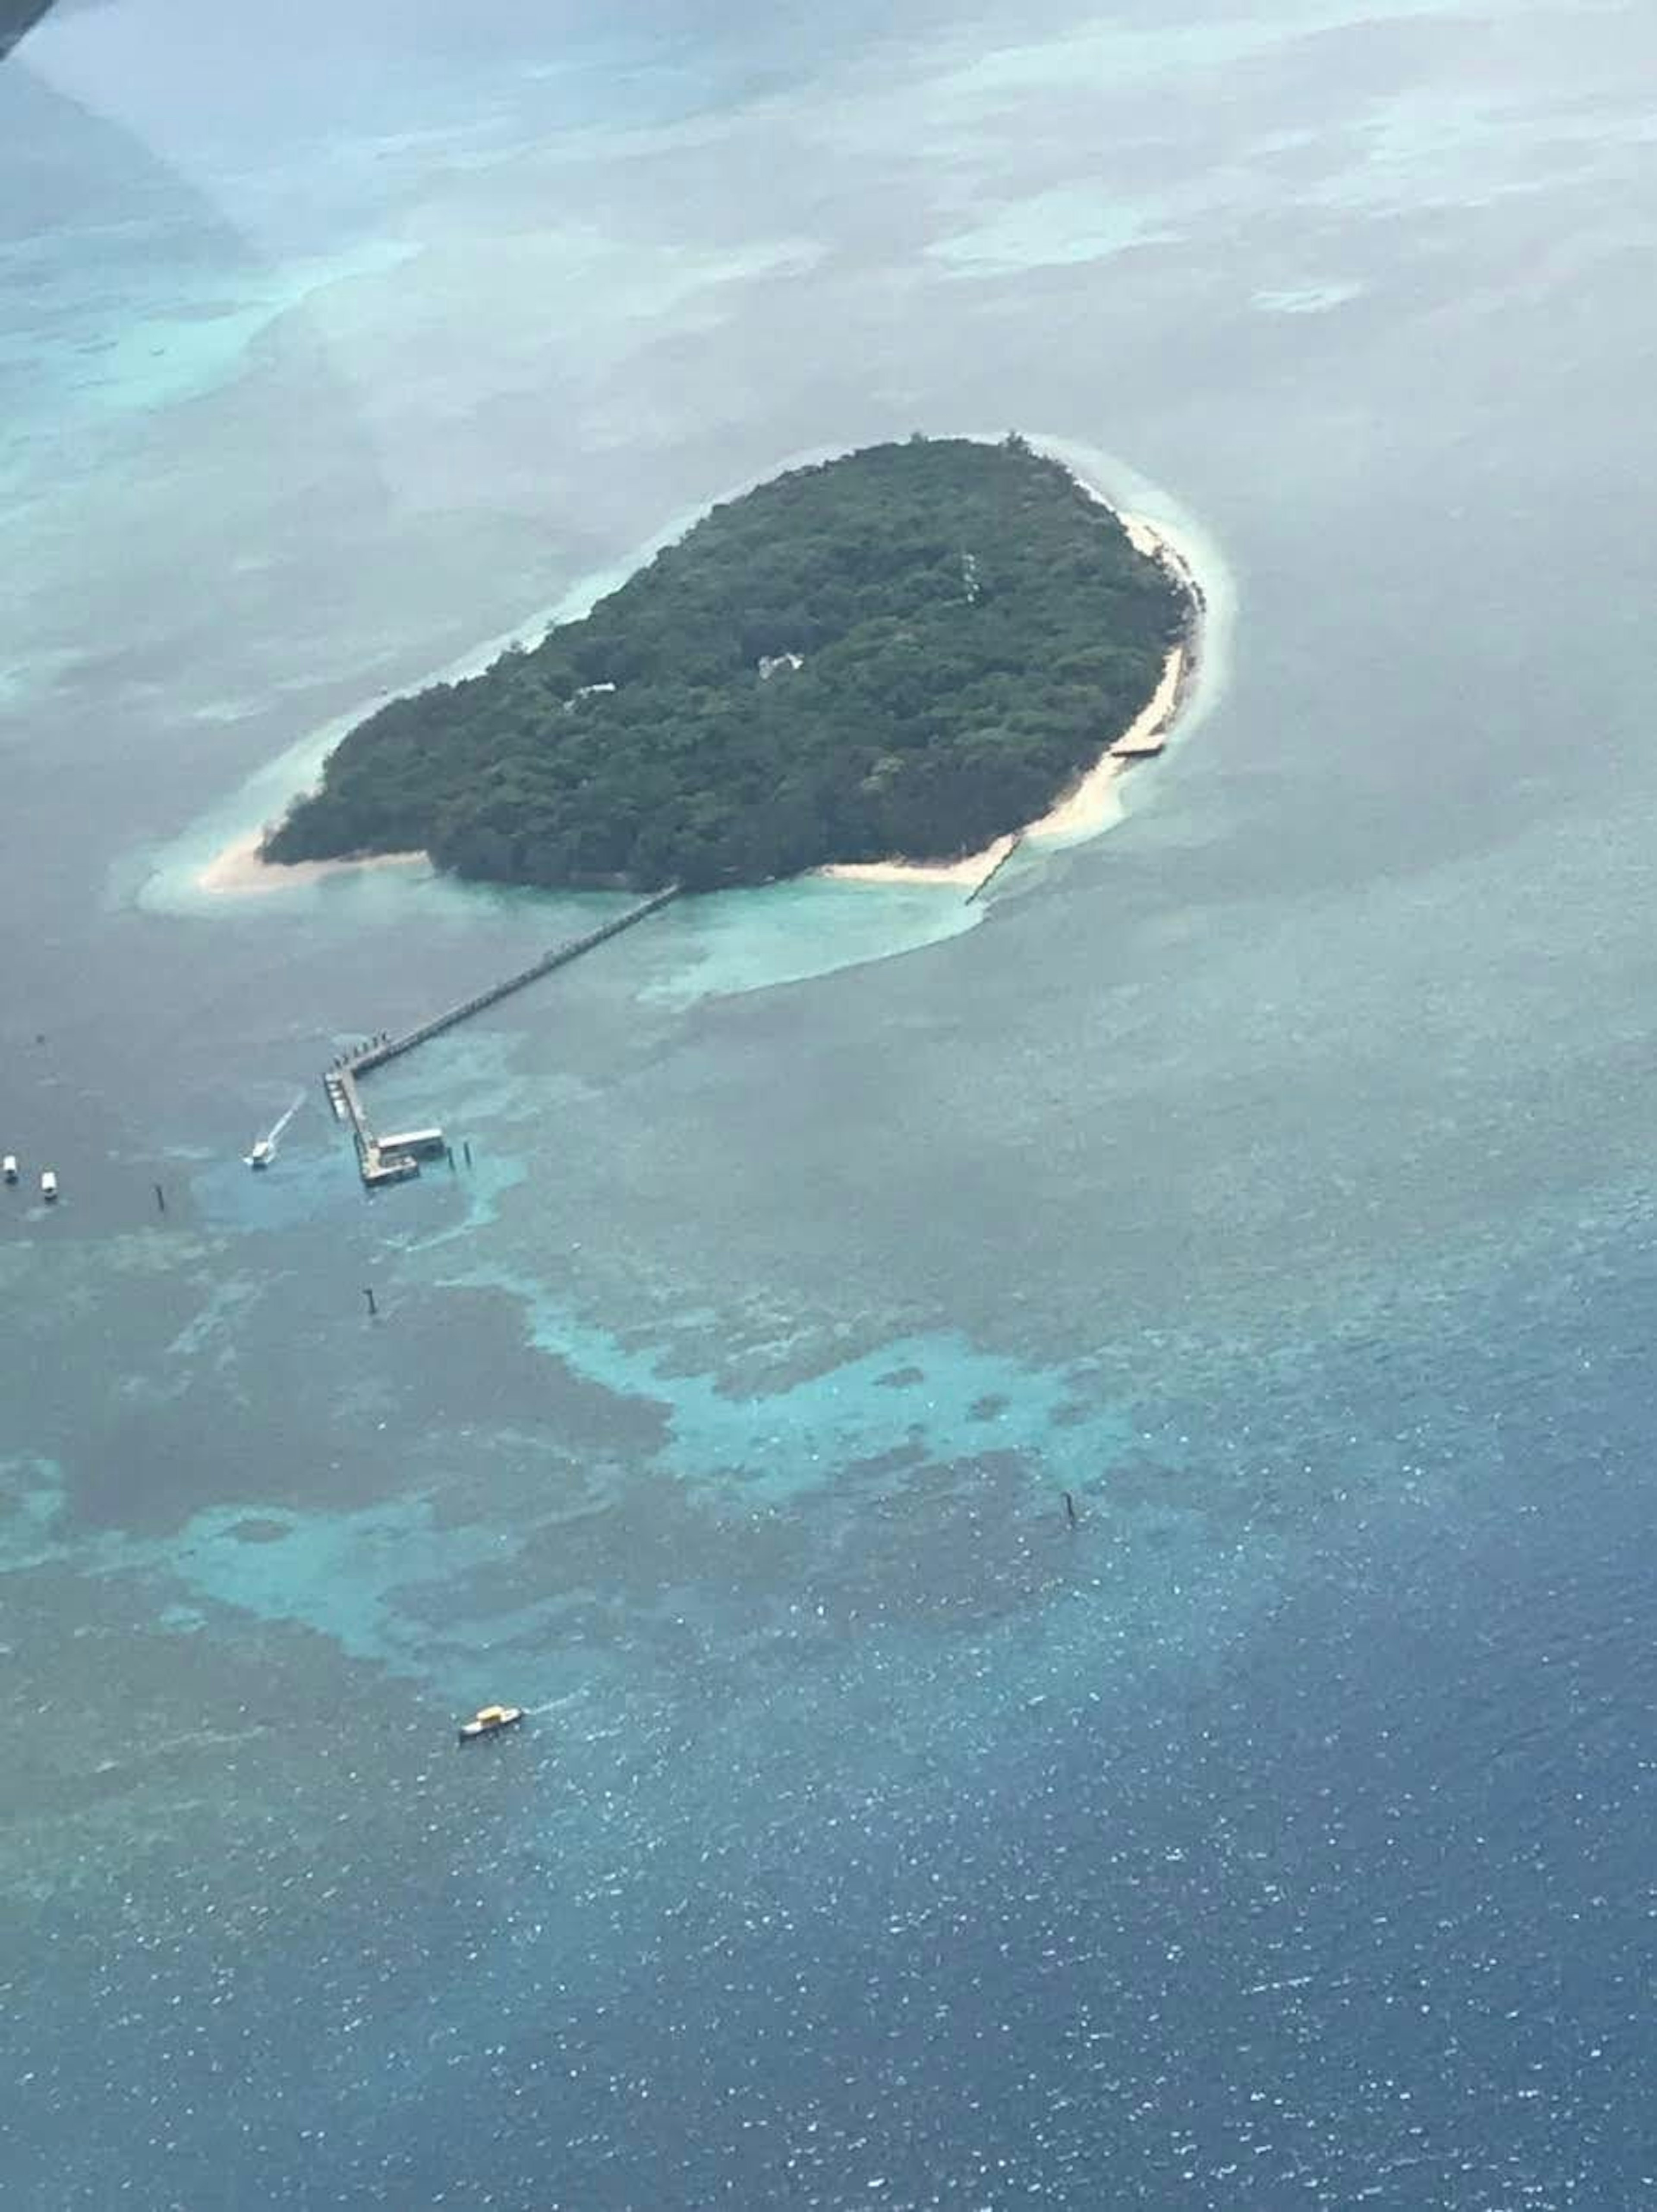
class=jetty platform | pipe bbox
[325,884,679,1187]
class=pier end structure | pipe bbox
[322,884,680,1188]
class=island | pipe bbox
[261,435,1194,895]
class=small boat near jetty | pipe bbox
[458,1703,523,1744]
[2,1155,16,1184]
[40,1169,58,1203]
[246,1093,303,1172]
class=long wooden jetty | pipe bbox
[349,884,680,1076]
[324,884,680,1186]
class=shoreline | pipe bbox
[191,444,1206,905]
[820,475,1205,892]
[195,828,428,898]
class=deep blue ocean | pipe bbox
[6,1,1657,2205]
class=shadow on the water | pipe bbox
[0,0,61,65]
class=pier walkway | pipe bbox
[349,884,680,1078]
[324,884,680,1185]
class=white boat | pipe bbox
[2,1155,16,1184]
[246,1095,302,1171]
[40,1169,58,1202]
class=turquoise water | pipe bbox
[0,229,419,430]
[8,0,1657,2205]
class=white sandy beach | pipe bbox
[1023,634,1185,841]
[192,455,1202,908]
[820,480,1202,895]
[196,827,427,898]
[819,830,1021,891]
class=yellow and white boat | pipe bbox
[457,1703,524,1744]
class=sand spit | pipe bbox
[196,828,427,898]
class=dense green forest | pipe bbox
[264,435,1189,893]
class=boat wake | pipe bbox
[246,1090,305,1170]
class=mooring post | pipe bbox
[364,1287,378,1318]
[153,1183,166,1214]
[463,1140,473,1167]
[1063,1490,1078,1528]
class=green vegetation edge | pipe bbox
[263,434,1192,893]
